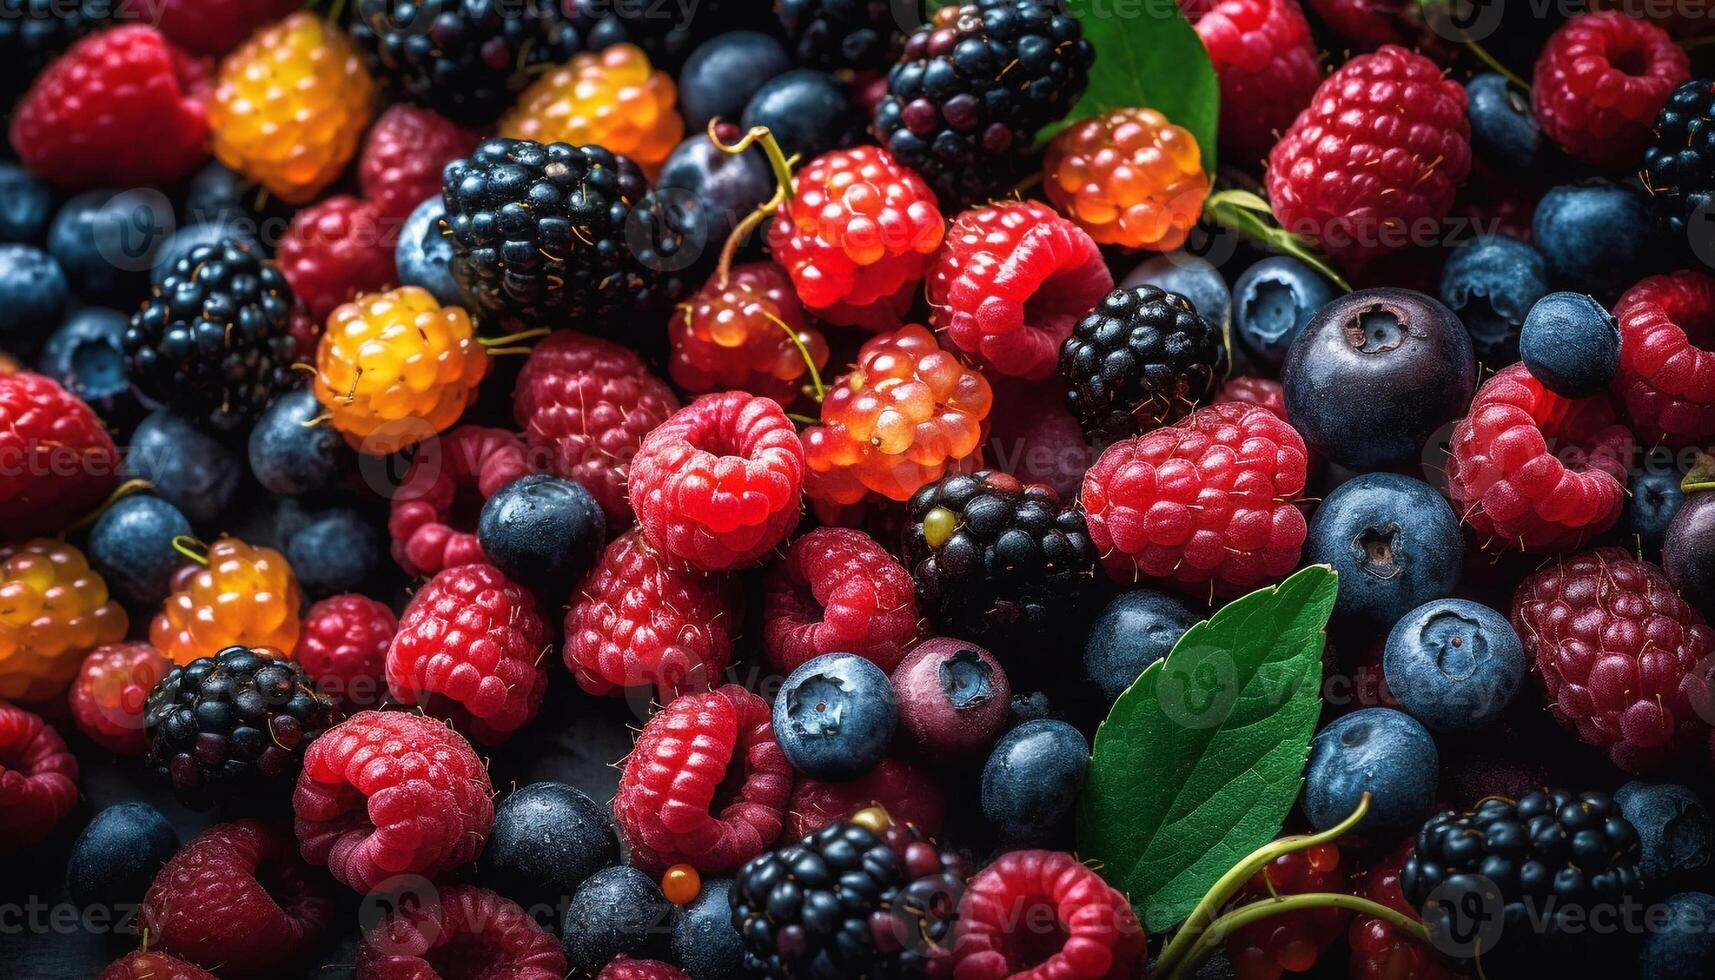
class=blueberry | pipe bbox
[37,307,140,423]
[249,388,352,496]
[656,135,774,248]
[1082,588,1197,705]
[773,652,898,780]
[890,637,1011,763]
[87,493,194,609]
[1465,73,1540,170]
[152,220,260,286]
[1305,473,1463,625]
[1615,781,1714,891]
[741,69,862,160]
[1437,233,1549,364]
[0,244,68,360]
[562,865,673,972]
[1519,291,1620,397]
[184,162,255,226]
[1282,288,1475,469]
[49,188,174,301]
[678,31,792,133]
[1532,181,1653,295]
[482,781,620,913]
[1627,453,1688,557]
[285,508,383,596]
[121,410,241,528]
[980,718,1089,848]
[1664,491,1715,620]
[1119,253,1232,330]
[66,802,180,910]
[1231,255,1337,368]
[478,474,606,596]
[395,195,462,307]
[1640,891,1715,980]
[1382,599,1524,735]
[1304,707,1438,843]
[0,162,55,243]
[671,877,746,980]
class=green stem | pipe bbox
[1467,40,1528,91]
[708,122,796,203]
[760,309,825,403]
[1164,893,1430,980]
[1201,190,1351,294]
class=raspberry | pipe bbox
[802,324,993,505]
[294,594,397,711]
[1347,841,1456,980]
[98,951,216,980]
[386,563,549,745]
[1044,108,1212,253]
[951,849,1145,980]
[1266,45,1470,269]
[387,425,533,578]
[1225,843,1351,980]
[613,684,793,875]
[1300,0,1442,51]
[763,527,918,674]
[1446,363,1632,553]
[1216,376,1289,419]
[1060,285,1228,443]
[563,530,737,698]
[140,820,333,978]
[767,145,944,331]
[312,286,491,454]
[276,196,397,322]
[1612,271,1715,447]
[597,958,691,980]
[0,371,118,538]
[986,382,1093,500]
[210,12,376,204]
[294,710,494,893]
[783,756,946,841]
[0,703,77,846]
[670,262,830,406]
[1533,11,1689,171]
[156,0,299,56]
[500,42,682,178]
[1180,0,1322,162]
[1081,401,1309,597]
[356,884,567,980]
[0,539,127,702]
[68,642,171,756]
[358,103,481,221]
[926,200,1112,380]
[8,25,209,188]
[1512,547,1715,773]
[150,535,302,666]
[629,391,806,572]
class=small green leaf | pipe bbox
[1076,565,1338,932]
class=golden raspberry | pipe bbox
[312,287,491,454]
[211,12,377,204]
[1044,107,1211,252]
[0,540,127,702]
[499,43,682,177]
[151,536,301,666]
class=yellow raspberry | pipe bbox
[0,540,128,702]
[1044,107,1211,252]
[312,286,491,454]
[211,12,377,204]
[151,537,301,666]
[499,43,682,177]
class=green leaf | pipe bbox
[1076,565,1338,932]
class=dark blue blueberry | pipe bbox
[1532,181,1652,295]
[1465,73,1540,170]
[741,69,861,160]
[395,195,462,307]
[671,877,746,980]
[183,162,254,226]
[48,188,174,301]
[248,388,352,496]
[0,162,55,243]
[561,865,673,972]
[980,718,1089,848]
[1082,588,1197,705]
[477,474,605,596]
[0,243,68,360]
[1382,599,1524,734]
[1615,781,1713,892]
[772,652,898,780]
[1520,291,1620,397]
[1120,253,1232,331]
[37,306,140,423]
[482,781,619,912]
[151,219,260,286]
[120,410,241,528]
[1305,473,1464,625]
[1304,707,1438,843]
[65,802,180,910]
[656,135,774,249]
[1231,255,1337,368]
[87,493,193,609]
[1639,891,1715,980]
[1627,455,1687,556]
[1437,233,1549,364]
[286,508,383,596]
[678,31,792,133]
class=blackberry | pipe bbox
[568,0,778,69]
[1642,79,1715,233]
[730,814,966,980]
[0,0,110,106]
[143,646,334,808]
[873,0,1092,209]
[1060,285,1227,443]
[778,0,901,73]
[124,240,298,435]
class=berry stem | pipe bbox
[759,308,826,403]
[67,478,153,533]
[708,121,797,202]
[170,535,210,566]
[1202,189,1351,293]
[714,186,786,288]
[479,327,551,348]
[1416,0,1529,89]
[1163,893,1430,980]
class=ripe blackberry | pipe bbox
[124,241,298,435]
[1060,285,1227,443]
[143,646,334,807]
[1642,79,1715,232]
[779,0,901,72]
[0,0,110,105]
[874,0,1093,208]
[904,470,1098,644]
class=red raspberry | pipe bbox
[294,594,397,712]
[0,703,76,846]
[1347,841,1456,980]
[670,262,830,406]
[1081,401,1309,597]
[514,330,680,525]
[1265,45,1470,270]
[294,710,494,893]
[783,756,945,841]
[1512,547,1715,773]
[141,820,333,978]
[613,684,794,875]
[98,950,217,980]
[359,104,481,222]
[356,884,566,980]
[388,426,533,578]
[157,0,301,56]
[769,145,945,330]
[68,642,172,756]
[1180,0,1323,162]
[1226,843,1351,980]
[277,195,398,322]
[9,26,210,188]
[951,849,1145,980]
[597,958,692,980]
[926,200,1112,380]
[288,299,321,363]
[629,391,806,572]
[1446,363,1632,553]
[1590,0,1715,36]
[386,563,549,744]
[1300,0,1445,51]
[1215,376,1289,419]
[762,527,919,674]
[1613,271,1715,447]
[1532,11,1689,171]
[0,372,119,537]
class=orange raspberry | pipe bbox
[210,12,376,204]
[1044,106,1211,251]
[671,262,829,406]
[802,324,992,505]
[150,536,302,666]
[0,540,127,703]
[500,43,682,178]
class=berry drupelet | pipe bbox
[1643,80,1715,232]
[1060,285,1227,443]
